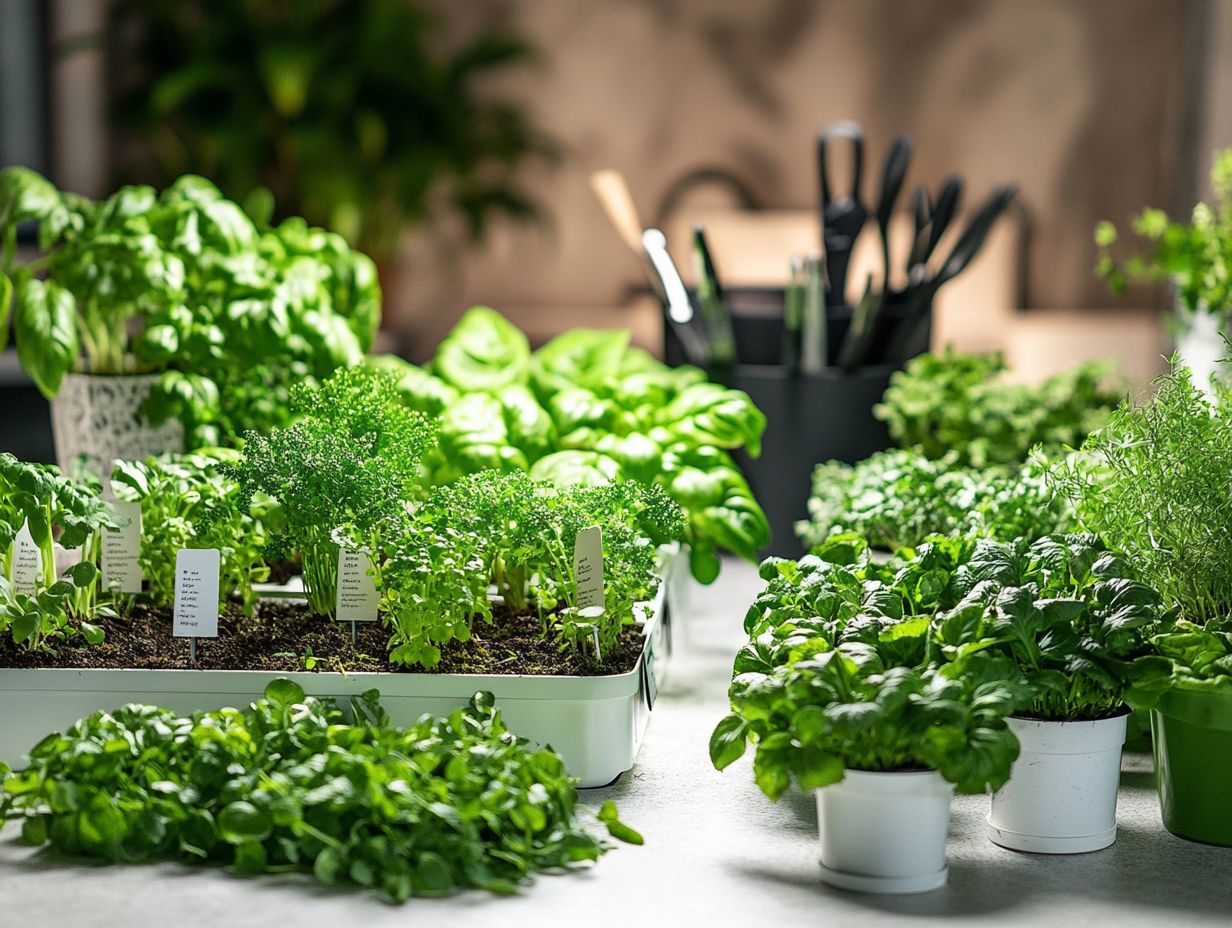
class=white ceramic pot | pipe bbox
[987,714,1127,854]
[49,372,183,477]
[816,769,953,894]
[1174,302,1227,399]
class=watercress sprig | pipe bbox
[797,448,1075,551]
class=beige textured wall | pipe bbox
[396,0,1188,352]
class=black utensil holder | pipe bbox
[664,287,931,558]
[730,364,898,557]
[666,287,928,368]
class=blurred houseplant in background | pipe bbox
[108,0,556,271]
[1096,148,1232,394]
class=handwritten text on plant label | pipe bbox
[174,548,220,638]
[336,547,378,622]
[574,525,604,612]
[103,501,143,594]
[11,521,40,592]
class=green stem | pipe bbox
[303,536,339,617]
[39,502,56,588]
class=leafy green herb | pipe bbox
[1052,363,1232,628]
[1050,362,1232,695]
[797,449,1075,551]
[0,455,120,648]
[928,535,1171,719]
[373,472,684,668]
[712,648,1024,798]
[719,530,1169,806]
[875,348,1119,466]
[110,450,273,614]
[3,682,640,903]
[230,367,436,616]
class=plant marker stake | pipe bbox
[573,526,604,611]
[174,548,220,668]
[336,547,378,633]
[577,606,606,663]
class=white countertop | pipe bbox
[2,557,1230,928]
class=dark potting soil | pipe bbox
[0,601,645,677]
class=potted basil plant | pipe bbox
[931,535,1170,853]
[711,641,1022,894]
[0,168,378,475]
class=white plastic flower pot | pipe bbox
[816,769,953,894]
[987,714,1127,854]
[50,372,183,477]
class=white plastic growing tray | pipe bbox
[0,581,669,789]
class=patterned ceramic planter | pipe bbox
[49,373,183,476]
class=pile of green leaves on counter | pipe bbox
[875,348,1119,467]
[1052,362,1232,694]
[0,168,378,444]
[372,471,683,668]
[796,449,1075,551]
[1095,147,1232,319]
[374,307,768,583]
[110,450,276,614]
[2,681,641,903]
[712,531,1171,795]
[0,454,119,649]
[230,366,436,616]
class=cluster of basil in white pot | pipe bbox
[0,167,378,472]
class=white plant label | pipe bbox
[336,548,378,622]
[173,548,220,638]
[102,501,143,594]
[11,521,40,592]
[574,525,605,612]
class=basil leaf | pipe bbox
[433,306,529,392]
[14,278,78,398]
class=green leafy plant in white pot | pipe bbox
[0,168,378,476]
[1096,148,1232,397]
[710,542,1025,896]
[929,535,1170,853]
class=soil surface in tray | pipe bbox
[0,601,644,677]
